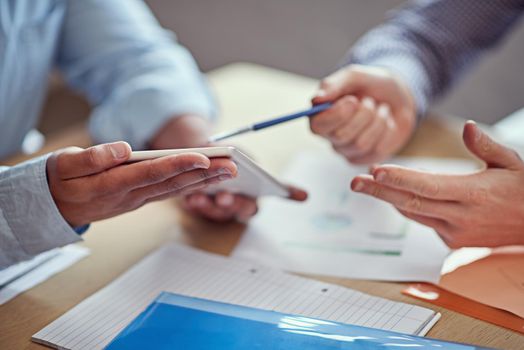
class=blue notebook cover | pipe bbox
[105,292,492,350]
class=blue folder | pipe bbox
[105,292,492,350]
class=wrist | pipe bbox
[149,114,213,149]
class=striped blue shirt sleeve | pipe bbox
[0,157,81,269]
[343,0,524,116]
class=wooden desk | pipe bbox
[0,63,521,349]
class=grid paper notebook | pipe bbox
[33,243,440,350]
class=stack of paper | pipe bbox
[233,152,477,283]
[33,243,440,350]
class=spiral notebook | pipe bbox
[33,243,440,350]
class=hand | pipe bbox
[351,121,524,248]
[150,114,263,222]
[310,65,417,164]
[181,186,308,223]
[47,141,237,227]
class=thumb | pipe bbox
[463,121,522,169]
[312,67,357,104]
[55,141,132,179]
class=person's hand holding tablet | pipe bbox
[148,115,307,223]
[46,140,237,228]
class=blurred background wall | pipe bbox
[40,0,524,135]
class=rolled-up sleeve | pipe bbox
[57,0,216,150]
[0,157,80,268]
[343,0,524,116]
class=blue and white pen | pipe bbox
[209,102,333,142]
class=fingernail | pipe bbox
[218,174,233,181]
[375,171,386,183]
[218,168,232,175]
[193,162,209,169]
[353,181,365,192]
[110,142,129,160]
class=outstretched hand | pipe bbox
[351,121,524,248]
[47,141,237,227]
[310,65,417,164]
[181,186,307,223]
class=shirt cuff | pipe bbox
[74,224,91,235]
[0,154,81,267]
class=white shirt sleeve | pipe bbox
[0,155,80,269]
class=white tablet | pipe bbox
[128,147,290,198]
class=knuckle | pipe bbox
[405,194,422,212]
[391,174,403,187]
[371,185,382,198]
[319,79,331,90]
[451,214,467,229]
[340,96,354,113]
[146,161,165,183]
[166,179,183,193]
[199,169,211,180]
[354,138,371,153]
[331,130,347,145]
[95,172,120,196]
[53,153,67,175]
[86,147,102,168]
[420,181,440,197]
[466,186,488,205]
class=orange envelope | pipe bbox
[403,283,524,335]
[403,246,524,334]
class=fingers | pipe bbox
[128,162,234,203]
[55,142,131,179]
[396,209,452,242]
[371,165,467,201]
[94,155,230,196]
[310,95,359,136]
[311,94,396,165]
[287,185,308,201]
[463,121,523,170]
[352,103,389,152]
[216,192,258,222]
[351,175,460,220]
[140,176,225,205]
[184,192,258,222]
[330,97,376,146]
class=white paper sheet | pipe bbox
[33,243,439,350]
[233,152,478,283]
[0,245,90,305]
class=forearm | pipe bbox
[0,156,80,268]
[87,45,217,150]
[58,0,217,151]
[149,114,213,150]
